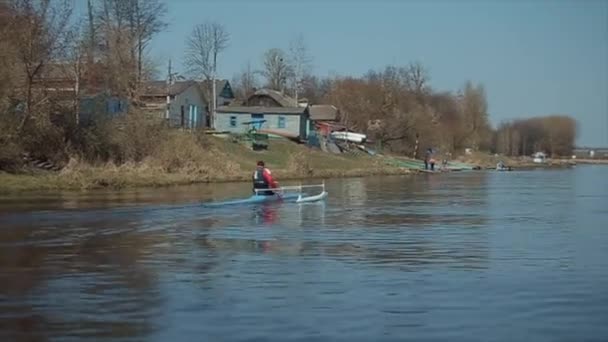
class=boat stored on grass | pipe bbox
[330,131,366,143]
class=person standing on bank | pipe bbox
[252,160,279,196]
[424,148,432,170]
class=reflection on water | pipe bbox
[1,166,607,341]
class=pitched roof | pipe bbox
[249,89,298,107]
[197,79,235,102]
[309,105,338,121]
[200,79,228,91]
[141,80,198,97]
[216,106,306,115]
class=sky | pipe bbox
[75,0,608,147]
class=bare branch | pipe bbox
[402,61,429,94]
[232,61,258,99]
[93,0,167,96]
[288,33,312,99]
[261,48,292,92]
[184,21,229,81]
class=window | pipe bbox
[278,116,286,128]
[230,116,237,127]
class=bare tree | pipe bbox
[94,0,166,96]
[64,26,87,127]
[402,61,429,95]
[184,21,230,126]
[125,0,167,85]
[96,0,135,96]
[232,61,258,99]
[288,34,312,103]
[8,0,73,134]
[262,48,292,93]
[460,81,491,150]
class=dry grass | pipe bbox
[0,133,409,193]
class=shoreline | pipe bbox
[2,149,605,193]
[0,166,414,193]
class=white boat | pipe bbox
[330,131,366,143]
[533,152,547,163]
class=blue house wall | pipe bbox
[78,94,129,126]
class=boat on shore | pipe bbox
[330,131,366,143]
[496,161,513,171]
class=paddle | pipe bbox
[274,185,284,199]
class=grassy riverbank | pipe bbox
[0,135,411,193]
[2,130,596,193]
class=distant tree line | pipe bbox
[493,116,577,157]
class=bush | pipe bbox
[287,150,313,177]
[108,111,169,163]
[70,110,169,164]
[0,141,24,172]
[151,131,241,177]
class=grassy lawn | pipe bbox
[209,136,377,171]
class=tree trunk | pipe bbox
[17,74,35,134]
[138,39,143,85]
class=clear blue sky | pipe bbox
[76,0,608,146]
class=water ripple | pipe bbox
[0,166,607,341]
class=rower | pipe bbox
[253,160,279,196]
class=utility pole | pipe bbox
[294,61,300,106]
[413,133,419,159]
[295,77,298,106]
[86,0,95,63]
[166,59,172,121]
[212,71,216,130]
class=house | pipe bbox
[242,88,299,107]
[309,105,339,135]
[215,89,310,141]
[309,104,339,122]
[79,92,129,126]
[200,79,236,107]
[14,62,128,126]
[140,80,206,129]
[199,79,236,127]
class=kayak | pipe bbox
[203,183,328,207]
[203,193,301,207]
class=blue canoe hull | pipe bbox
[203,193,301,207]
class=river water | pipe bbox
[1,165,607,341]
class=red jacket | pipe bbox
[261,168,278,189]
